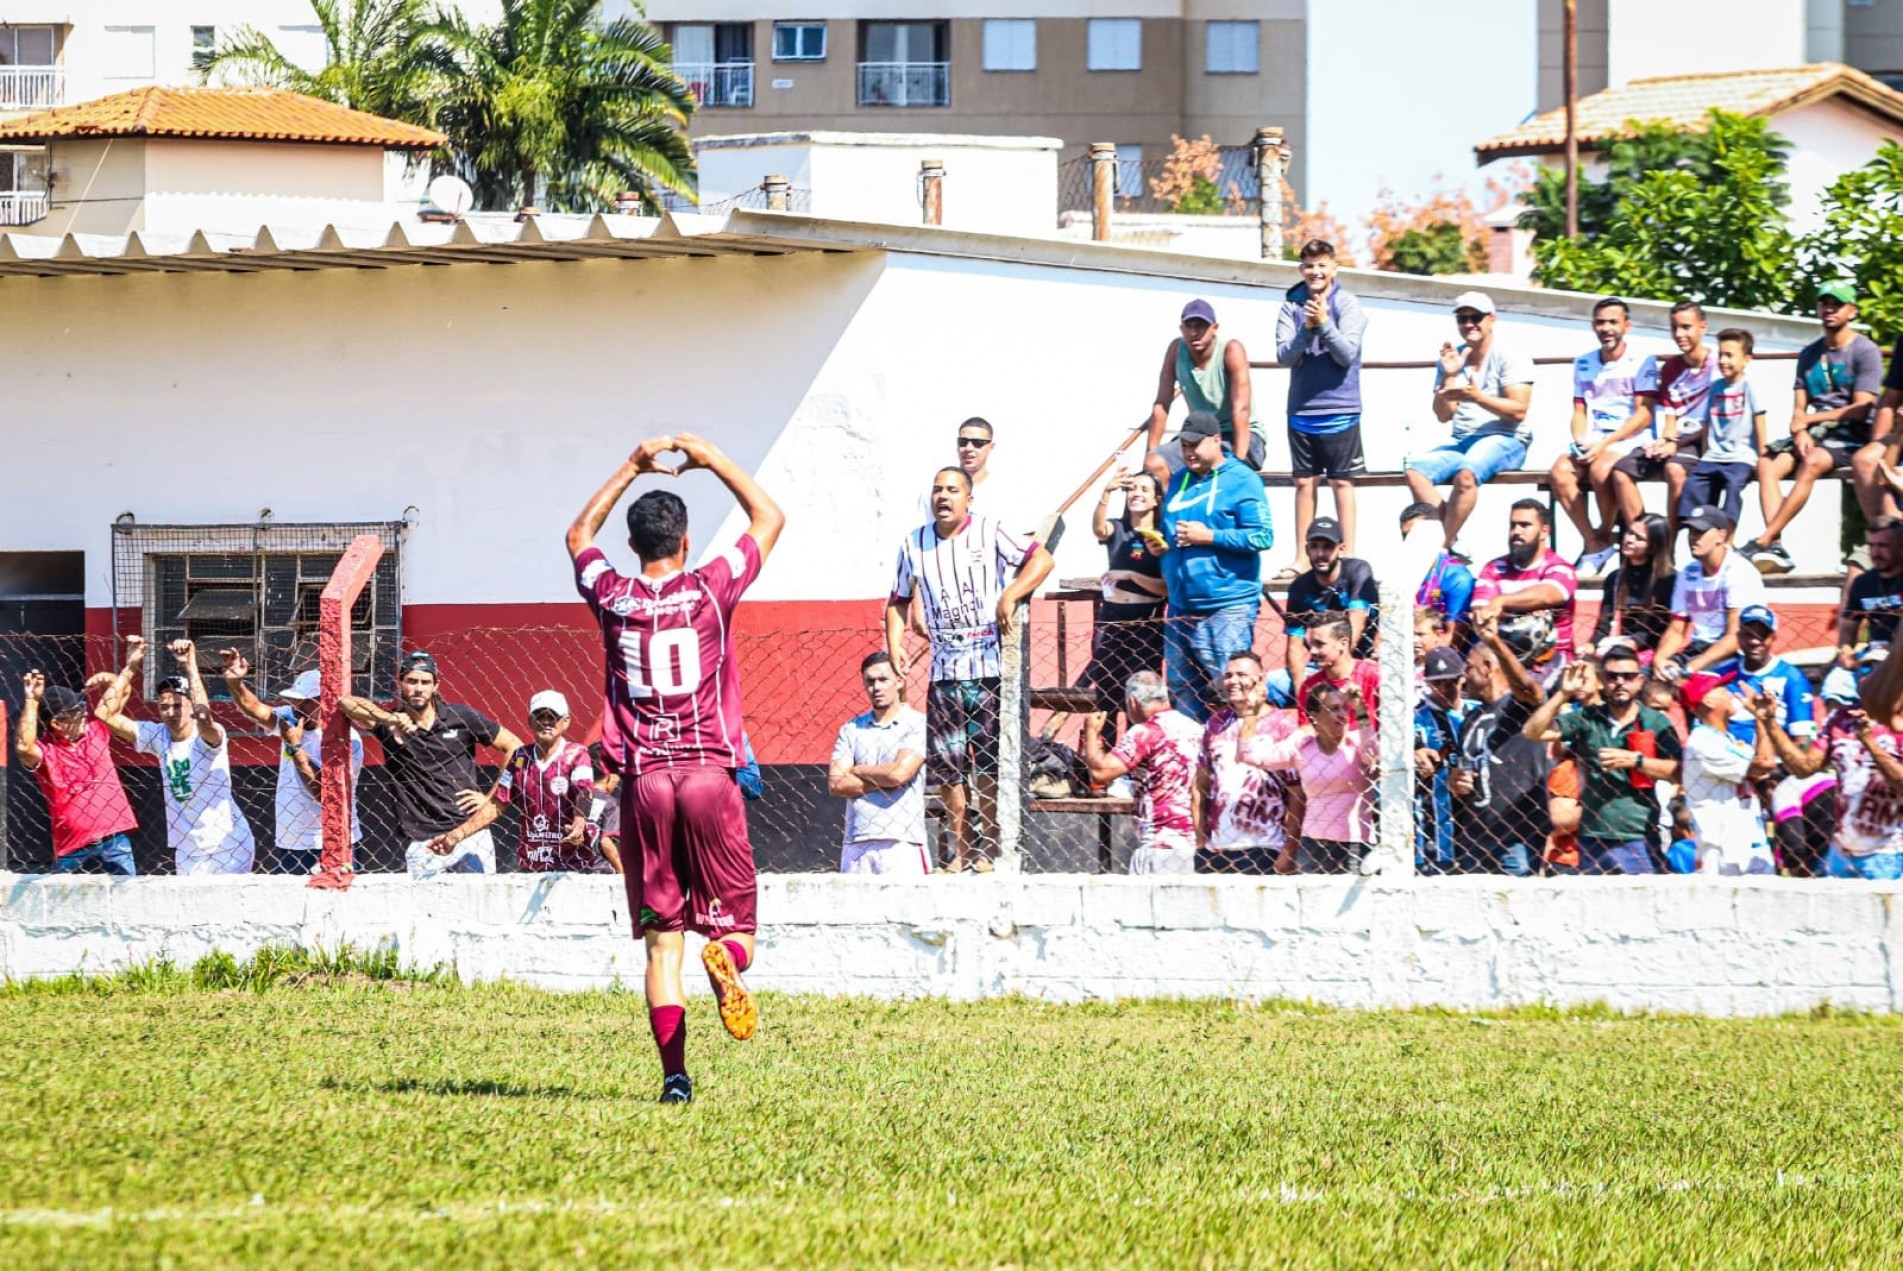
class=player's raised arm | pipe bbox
[567,436,686,560]
[672,432,786,562]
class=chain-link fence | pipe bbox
[1057,152,1263,220]
[653,186,815,217]
[4,581,1878,881]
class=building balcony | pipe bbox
[0,190,48,226]
[675,62,753,108]
[0,66,63,111]
[857,61,949,108]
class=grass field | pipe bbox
[4,952,1902,1269]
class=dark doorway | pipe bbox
[1,551,85,871]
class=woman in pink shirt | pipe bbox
[1240,683,1377,873]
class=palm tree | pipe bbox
[198,0,442,123]
[426,0,697,212]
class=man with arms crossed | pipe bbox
[828,651,930,876]
[99,637,257,875]
[567,432,784,1105]
[887,467,1053,873]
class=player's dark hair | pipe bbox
[1399,501,1441,527]
[1670,300,1706,321]
[1592,296,1629,319]
[1299,239,1335,261]
[1225,649,1262,669]
[1311,616,1352,646]
[935,466,973,493]
[958,417,994,440]
[627,489,689,561]
[860,650,894,673]
[1869,514,1903,536]
[1510,496,1551,529]
[1715,327,1755,355]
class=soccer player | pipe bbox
[425,690,604,873]
[566,432,784,1105]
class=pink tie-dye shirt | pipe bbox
[1241,728,1377,844]
[1111,709,1203,850]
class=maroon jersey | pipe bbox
[574,538,761,775]
[492,740,598,871]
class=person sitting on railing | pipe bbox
[1194,650,1302,876]
[1472,499,1579,668]
[1403,291,1534,559]
[1674,329,1766,537]
[1080,671,1202,876]
[1274,239,1368,576]
[826,652,929,877]
[425,691,605,874]
[1275,516,1377,710]
[99,637,257,875]
[1145,298,1264,485]
[1239,682,1376,874]
[1401,502,1475,635]
[219,656,363,875]
[1651,506,1768,689]
[1552,298,1654,581]
[1156,410,1274,722]
[1741,282,1886,577]
[1589,513,1677,659]
[1612,302,1716,544]
[15,665,139,876]
[1078,468,1167,745]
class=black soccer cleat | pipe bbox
[659,1073,693,1104]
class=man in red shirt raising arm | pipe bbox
[566,433,785,1105]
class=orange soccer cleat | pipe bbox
[700,940,757,1041]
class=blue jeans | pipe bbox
[1407,433,1528,485]
[1165,603,1258,723]
[53,833,137,876]
[1825,847,1903,880]
[1577,837,1656,875]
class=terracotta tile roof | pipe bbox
[1474,63,1903,160]
[0,86,445,149]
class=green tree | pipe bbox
[427,0,697,212]
[1382,222,1473,276]
[1527,111,1795,311]
[198,0,441,122]
[1798,140,1903,345]
[1517,119,1732,242]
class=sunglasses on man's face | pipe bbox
[1454,311,1487,325]
[956,438,991,449]
[530,711,563,726]
[1605,670,1646,683]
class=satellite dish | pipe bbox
[427,175,474,216]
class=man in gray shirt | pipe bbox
[1274,239,1368,577]
[828,651,929,875]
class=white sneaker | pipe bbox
[1575,544,1618,580]
[1106,776,1135,799]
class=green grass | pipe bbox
[3,954,1903,1268]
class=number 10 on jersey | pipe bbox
[619,629,704,698]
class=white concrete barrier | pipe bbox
[2,872,1898,1016]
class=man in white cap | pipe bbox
[427,689,605,872]
[1404,291,1536,557]
[221,653,364,874]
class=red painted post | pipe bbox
[309,535,384,890]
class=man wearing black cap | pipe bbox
[341,650,522,877]
[15,660,139,874]
[1414,646,1467,873]
[1278,516,1378,707]
[1654,505,1767,685]
[1144,297,1263,480]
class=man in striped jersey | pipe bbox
[424,690,604,872]
[566,432,784,1106]
[886,467,1053,872]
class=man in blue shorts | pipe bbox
[1405,292,1535,557]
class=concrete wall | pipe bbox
[1603,0,1808,86]
[4,872,1899,1016]
[1775,96,1903,233]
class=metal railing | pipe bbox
[857,61,949,107]
[0,66,63,110]
[674,62,754,108]
[0,190,48,225]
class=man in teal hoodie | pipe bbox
[1159,411,1276,721]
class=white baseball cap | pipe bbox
[279,669,323,701]
[1451,290,1496,315]
[528,689,570,718]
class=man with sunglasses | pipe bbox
[1404,292,1535,557]
[1522,643,1682,874]
[425,690,604,873]
[16,662,139,875]
[341,650,522,878]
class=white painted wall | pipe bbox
[0,238,1828,610]
[1774,96,1903,234]
[1605,0,1808,87]
[4,873,1899,1017]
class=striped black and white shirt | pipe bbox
[891,515,1036,683]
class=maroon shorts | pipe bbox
[619,766,757,938]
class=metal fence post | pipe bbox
[763,173,790,211]
[920,159,945,225]
[994,601,1028,874]
[1370,578,1417,876]
[1089,142,1116,242]
[1253,126,1291,261]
